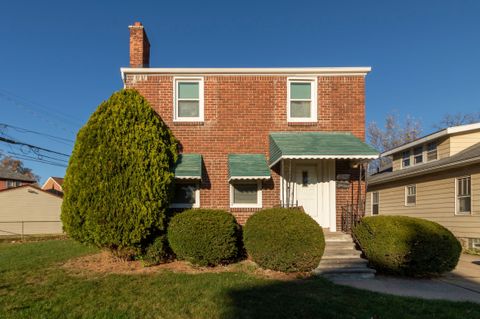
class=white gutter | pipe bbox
[381,123,480,157]
[121,66,372,84]
[269,154,379,168]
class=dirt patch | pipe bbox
[62,251,307,281]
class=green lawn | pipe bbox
[0,240,479,319]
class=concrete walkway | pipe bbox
[332,254,480,303]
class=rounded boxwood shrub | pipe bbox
[167,209,241,266]
[61,89,178,257]
[141,235,174,266]
[243,208,325,273]
[353,216,462,277]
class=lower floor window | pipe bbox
[372,192,379,215]
[230,181,262,208]
[171,181,200,208]
[405,185,416,206]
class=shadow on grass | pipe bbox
[220,276,480,319]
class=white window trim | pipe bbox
[287,77,318,123]
[426,142,438,162]
[371,191,379,215]
[173,77,204,122]
[455,176,471,215]
[230,180,262,208]
[404,185,416,207]
[413,146,424,165]
[401,150,411,169]
[170,181,200,209]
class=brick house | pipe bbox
[122,22,378,231]
[0,166,36,191]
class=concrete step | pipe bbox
[325,243,357,250]
[314,266,376,275]
[321,271,376,280]
[322,250,361,259]
[318,258,368,268]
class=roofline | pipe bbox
[368,156,480,186]
[0,184,63,198]
[121,67,372,83]
[381,122,480,157]
[41,176,63,190]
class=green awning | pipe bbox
[228,154,271,180]
[174,154,202,179]
[269,132,378,166]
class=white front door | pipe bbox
[295,160,336,231]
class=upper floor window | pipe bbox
[402,150,411,168]
[413,146,423,165]
[405,185,416,206]
[456,176,471,214]
[427,142,438,161]
[372,191,379,215]
[287,78,317,122]
[174,77,204,122]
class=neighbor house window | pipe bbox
[413,146,423,165]
[6,180,21,188]
[230,181,262,208]
[287,78,317,122]
[171,182,200,208]
[174,78,204,122]
[456,176,471,214]
[427,142,438,161]
[405,185,416,206]
[402,150,411,168]
[372,192,379,215]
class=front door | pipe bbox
[295,161,336,230]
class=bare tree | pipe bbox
[367,112,422,174]
[434,112,480,130]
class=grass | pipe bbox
[0,240,479,319]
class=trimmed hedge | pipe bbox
[61,89,177,257]
[167,209,241,266]
[243,208,325,273]
[354,216,462,277]
[142,235,174,266]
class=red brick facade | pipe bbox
[124,23,369,229]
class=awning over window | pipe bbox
[228,154,271,181]
[174,154,202,179]
[269,132,378,166]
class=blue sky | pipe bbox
[1,0,479,183]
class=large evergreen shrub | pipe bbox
[167,209,241,266]
[61,89,177,257]
[243,208,325,273]
[354,216,461,277]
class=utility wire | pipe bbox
[0,123,75,144]
[7,153,67,168]
[0,136,70,157]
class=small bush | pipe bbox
[353,216,461,277]
[243,208,325,273]
[167,209,241,266]
[142,235,174,266]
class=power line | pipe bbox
[7,152,68,168]
[0,123,75,144]
[0,136,70,157]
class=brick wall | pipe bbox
[125,74,366,228]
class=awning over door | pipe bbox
[174,154,202,179]
[269,132,378,166]
[228,154,271,181]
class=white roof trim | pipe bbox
[174,176,201,180]
[270,154,379,167]
[229,176,271,181]
[381,122,480,157]
[121,67,371,83]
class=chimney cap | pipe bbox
[129,21,144,28]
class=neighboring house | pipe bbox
[41,176,64,197]
[122,22,378,231]
[0,185,63,236]
[0,166,36,191]
[366,123,480,248]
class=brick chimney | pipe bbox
[129,22,150,68]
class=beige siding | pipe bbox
[392,153,401,171]
[367,164,480,239]
[437,136,450,159]
[0,186,63,236]
[449,130,480,156]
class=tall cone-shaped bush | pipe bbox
[61,89,177,257]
